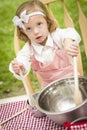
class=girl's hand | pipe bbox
[11,60,25,75]
[63,39,79,57]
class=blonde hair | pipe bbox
[15,0,58,42]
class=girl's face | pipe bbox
[23,15,49,45]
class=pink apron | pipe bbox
[30,43,74,87]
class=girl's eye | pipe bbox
[26,27,31,31]
[38,22,43,26]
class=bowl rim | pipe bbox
[36,76,87,115]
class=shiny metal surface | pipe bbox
[71,116,87,124]
[36,76,87,124]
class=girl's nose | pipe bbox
[33,27,39,34]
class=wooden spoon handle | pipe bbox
[73,57,83,105]
[0,107,28,126]
[19,71,36,106]
[73,57,79,90]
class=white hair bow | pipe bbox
[12,10,29,29]
[12,10,45,29]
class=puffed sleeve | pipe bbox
[9,42,31,80]
[52,27,81,48]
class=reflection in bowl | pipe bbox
[58,96,76,112]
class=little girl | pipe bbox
[9,0,81,117]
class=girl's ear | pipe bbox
[20,28,27,36]
[20,28,24,33]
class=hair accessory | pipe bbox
[12,10,45,29]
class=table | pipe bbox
[0,95,87,130]
[0,95,65,130]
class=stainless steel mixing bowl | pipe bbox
[36,76,87,124]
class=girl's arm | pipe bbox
[9,42,31,80]
[52,27,81,49]
[63,39,79,57]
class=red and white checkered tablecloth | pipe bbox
[63,121,87,130]
[0,99,87,130]
[0,100,65,130]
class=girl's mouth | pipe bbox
[36,36,42,40]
